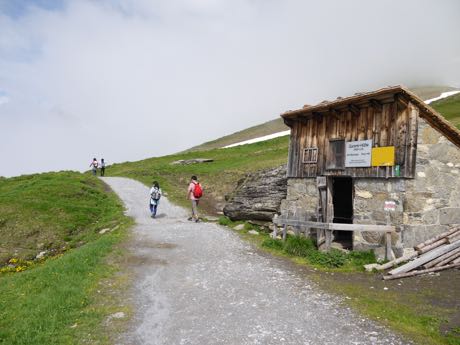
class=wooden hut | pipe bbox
[280,86,460,255]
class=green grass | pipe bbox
[0,228,131,345]
[430,93,460,129]
[0,171,126,264]
[107,136,289,214]
[0,171,132,344]
[322,280,460,345]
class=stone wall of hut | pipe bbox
[402,118,460,247]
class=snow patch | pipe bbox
[223,130,290,148]
[424,90,460,104]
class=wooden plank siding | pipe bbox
[286,98,418,179]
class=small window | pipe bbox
[326,139,345,170]
[303,148,318,163]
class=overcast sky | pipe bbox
[1,0,459,177]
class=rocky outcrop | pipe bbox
[223,165,287,221]
[170,158,214,165]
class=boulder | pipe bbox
[223,165,287,221]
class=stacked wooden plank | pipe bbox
[382,227,460,280]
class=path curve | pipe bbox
[103,177,409,345]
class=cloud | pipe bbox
[0,0,459,177]
[0,92,9,105]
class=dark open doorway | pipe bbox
[332,177,353,249]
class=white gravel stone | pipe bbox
[234,224,245,231]
[111,312,126,319]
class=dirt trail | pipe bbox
[103,177,410,345]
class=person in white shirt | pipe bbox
[149,181,162,218]
[89,158,98,176]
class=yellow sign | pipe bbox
[371,146,395,166]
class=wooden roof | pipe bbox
[281,85,460,149]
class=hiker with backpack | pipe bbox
[149,181,162,218]
[187,175,203,222]
[90,158,99,176]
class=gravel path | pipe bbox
[103,177,409,345]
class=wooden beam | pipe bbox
[283,118,294,127]
[272,218,395,232]
[383,262,460,280]
[417,238,447,254]
[396,94,409,111]
[348,104,360,116]
[423,247,460,268]
[414,227,459,251]
[373,252,418,271]
[436,251,460,267]
[388,241,460,275]
[370,99,382,112]
[328,108,341,121]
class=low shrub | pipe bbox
[261,238,284,250]
[283,236,315,257]
[307,249,347,268]
[347,250,376,267]
[218,216,233,226]
[243,222,256,231]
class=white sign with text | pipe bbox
[345,140,372,167]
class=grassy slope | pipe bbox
[430,92,460,129]
[0,172,124,264]
[0,172,131,345]
[108,136,289,215]
[187,118,288,152]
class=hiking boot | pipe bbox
[195,218,200,223]
[187,217,193,221]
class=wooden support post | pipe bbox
[384,211,393,260]
[324,177,334,252]
[325,230,333,251]
[385,232,392,261]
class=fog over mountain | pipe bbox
[1,0,459,177]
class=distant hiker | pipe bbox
[187,175,203,222]
[90,158,99,176]
[100,158,106,176]
[149,181,162,218]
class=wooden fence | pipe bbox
[272,215,395,260]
